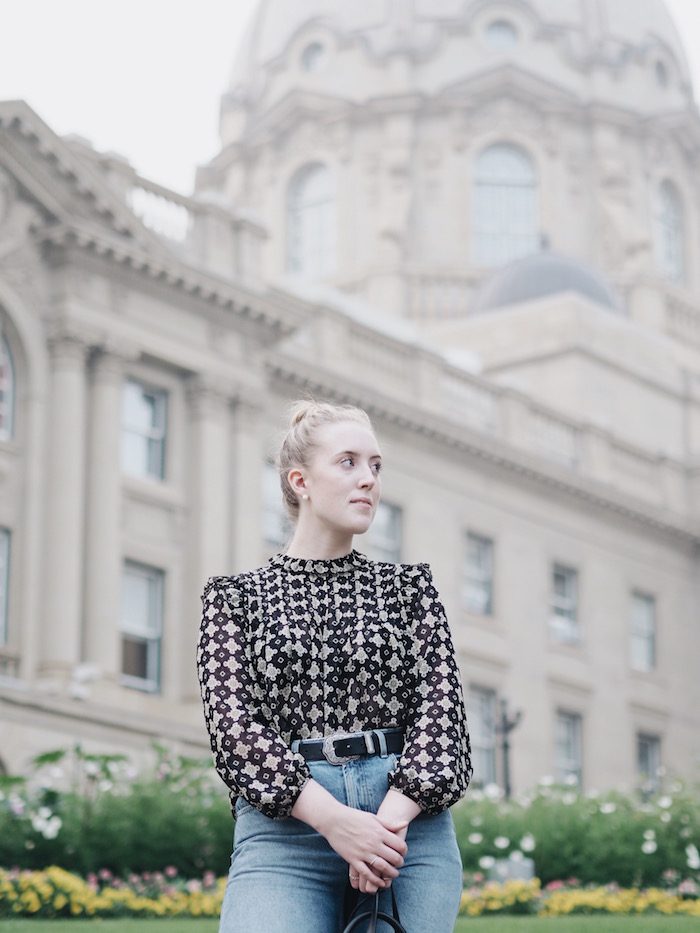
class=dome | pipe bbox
[228,0,692,100]
[472,251,622,313]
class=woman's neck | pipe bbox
[284,524,354,560]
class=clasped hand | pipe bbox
[344,812,408,895]
[291,779,416,895]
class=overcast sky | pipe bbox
[1,0,699,194]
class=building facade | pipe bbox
[0,0,699,795]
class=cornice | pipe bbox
[0,101,167,253]
[34,220,302,340]
[264,352,700,549]
[0,682,207,747]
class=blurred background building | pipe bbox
[0,0,699,795]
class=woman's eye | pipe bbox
[372,462,382,474]
[341,457,354,467]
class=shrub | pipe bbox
[0,744,233,877]
[452,778,700,888]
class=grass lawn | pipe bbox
[0,917,698,932]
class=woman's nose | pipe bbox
[359,464,376,487]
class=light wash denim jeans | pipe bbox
[218,753,463,933]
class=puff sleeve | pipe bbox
[197,577,311,819]
[388,565,472,813]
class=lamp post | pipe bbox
[496,698,522,800]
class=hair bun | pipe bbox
[288,400,314,427]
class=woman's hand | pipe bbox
[292,780,407,893]
[347,788,424,893]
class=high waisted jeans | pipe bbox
[218,754,463,933]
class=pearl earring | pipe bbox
[302,494,308,501]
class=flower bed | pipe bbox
[458,877,700,918]
[2,868,699,919]
[0,866,225,919]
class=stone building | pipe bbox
[0,0,699,795]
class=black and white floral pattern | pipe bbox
[197,550,472,820]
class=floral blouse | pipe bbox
[197,550,472,820]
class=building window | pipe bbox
[120,561,163,693]
[654,61,668,88]
[121,380,167,480]
[0,528,9,647]
[555,710,582,786]
[262,461,292,551]
[0,336,15,441]
[485,20,518,50]
[286,163,336,278]
[637,733,661,791]
[468,686,497,787]
[473,143,539,267]
[463,533,493,615]
[301,41,327,73]
[550,564,580,644]
[363,502,402,563]
[654,181,684,283]
[630,591,656,672]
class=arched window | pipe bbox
[472,143,539,267]
[0,336,15,441]
[655,180,684,283]
[286,163,336,278]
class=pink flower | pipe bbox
[165,866,178,878]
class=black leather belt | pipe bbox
[292,728,404,766]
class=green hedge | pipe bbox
[1,747,699,889]
[0,746,233,877]
[452,779,700,887]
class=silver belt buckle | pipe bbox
[322,731,361,766]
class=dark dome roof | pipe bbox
[472,251,621,314]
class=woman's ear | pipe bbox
[287,468,308,498]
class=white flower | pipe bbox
[539,775,554,787]
[484,783,502,800]
[510,850,524,862]
[494,836,510,849]
[660,812,671,823]
[686,844,700,870]
[37,807,52,820]
[657,796,672,809]
[600,802,616,814]
[43,816,62,840]
[642,840,657,854]
[468,833,483,845]
[562,792,577,805]
[520,834,536,852]
[643,829,656,840]
[564,774,579,787]
[479,856,495,869]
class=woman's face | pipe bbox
[295,420,382,538]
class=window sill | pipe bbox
[121,474,184,509]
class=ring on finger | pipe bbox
[369,856,379,867]
[350,874,359,882]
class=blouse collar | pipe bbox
[269,549,368,576]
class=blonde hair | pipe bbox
[277,399,374,521]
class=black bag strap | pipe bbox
[342,889,407,933]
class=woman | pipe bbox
[198,400,471,933]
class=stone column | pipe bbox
[83,346,131,681]
[230,393,263,574]
[188,376,232,585]
[40,329,90,680]
[182,375,233,701]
